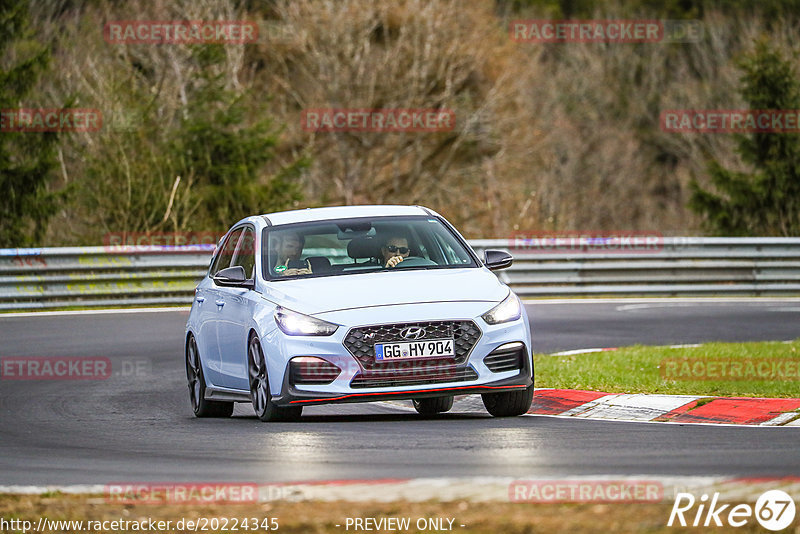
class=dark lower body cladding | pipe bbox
[273,373,533,407]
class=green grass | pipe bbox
[534,340,800,398]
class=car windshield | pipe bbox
[262,215,478,280]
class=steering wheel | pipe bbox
[394,256,437,268]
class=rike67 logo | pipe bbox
[668,490,796,531]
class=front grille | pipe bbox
[343,320,482,371]
[484,343,525,373]
[350,365,479,389]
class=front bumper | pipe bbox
[262,301,533,407]
[272,368,533,407]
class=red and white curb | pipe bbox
[1,477,799,503]
[541,345,800,426]
[529,389,800,426]
[381,386,800,426]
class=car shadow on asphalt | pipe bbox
[229,412,490,424]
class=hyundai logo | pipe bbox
[400,327,426,340]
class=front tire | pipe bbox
[248,334,302,422]
[482,385,534,417]
[413,396,454,415]
[185,335,233,418]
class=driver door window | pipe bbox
[210,228,244,276]
[230,227,256,280]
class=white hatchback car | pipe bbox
[185,205,533,421]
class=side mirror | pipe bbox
[213,265,255,289]
[483,249,513,271]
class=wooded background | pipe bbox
[3,0,800,246]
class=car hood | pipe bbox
[259,267,508,315]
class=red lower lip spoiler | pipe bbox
[289,383,527,404]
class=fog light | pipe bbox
[289,357,341,385]
[483,342,525,373]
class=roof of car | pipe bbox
[260,205,436,226]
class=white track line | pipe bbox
[524,297,800,305]
[0,307,191,318]
[3,297,799,317]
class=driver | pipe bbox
[381,235,411,268]
[273,232,312,276]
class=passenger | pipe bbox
[273,232,312,276]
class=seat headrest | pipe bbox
[347,236,379,259]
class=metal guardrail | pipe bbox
[471,237,800,297]
[0,246,213,310]
[1,238,800,310]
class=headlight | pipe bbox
[274,306,339,336]
[481,292,522,325]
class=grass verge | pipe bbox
[534,340,800,398]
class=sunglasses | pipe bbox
[385,245,409,254]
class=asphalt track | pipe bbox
[0,299,799,485]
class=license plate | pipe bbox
[375,338,455,360]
